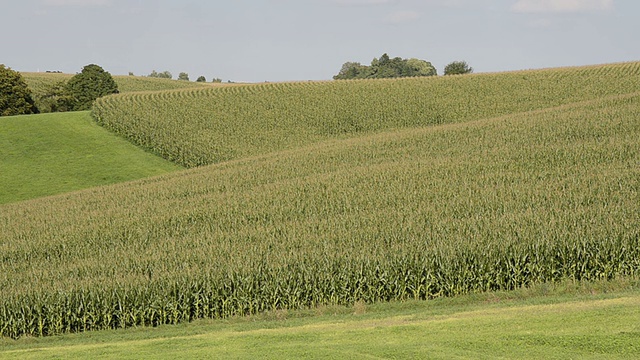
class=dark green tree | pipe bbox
[66,64,119,111]
[444,61,473,75]
[370,54,408,78]
[196,75,206,82]
[178,72,189,81]
[406,58,437,77]
[0,64,38,116]
[334,53,437,80]
[333,62,370,80]
[36,80,74,113]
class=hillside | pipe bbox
[1,70,638,338]
[0,111,181,204]
[93,62,640,167]
[22,72,210,94]
[20,72,211,112]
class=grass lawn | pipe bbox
[0,111,182,204]
[1,279,638,359]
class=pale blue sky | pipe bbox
[1,0,638,82]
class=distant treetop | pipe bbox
[66,64,119,111]
[444,61,473,76]
[334,53,437,80]
[0,64,38,116]
[148,70,173,79]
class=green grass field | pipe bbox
[1,279,638,359]
[0,111,181,204]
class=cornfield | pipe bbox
[92,62,640,167]
[1,64,639,338]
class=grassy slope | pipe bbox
[1,279,639,359]
[0,111,181,204]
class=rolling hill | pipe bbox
[21,72,210,95]
[93,62,640,167]
[20,72,212,113]
[1,62,639,338]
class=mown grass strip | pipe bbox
[1,279,638,359]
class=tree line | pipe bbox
[147,70,222,83]
[0,64,225,116]
[334,54,473,80]
[1,56,474,117]
[1,64,118,116]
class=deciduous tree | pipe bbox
[444,61,473,75]
[334,54,436,80]
[406,58,437,77]
[66,64,119,111]
[333,62,370,80]
[148,70,172,79]
[36,80,74,113]
[0,64,38,116]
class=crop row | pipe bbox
[1,91,639,337]
[92,62,640,167]
[3,235,638,338]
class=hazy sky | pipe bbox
[1,0,638,82]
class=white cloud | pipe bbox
[385,10,421,24]
[511,0,614,13]
[42,0,111,6]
